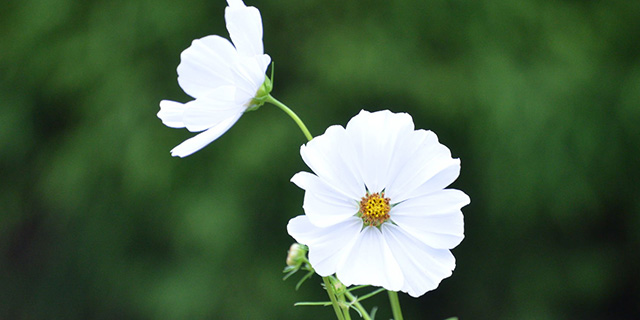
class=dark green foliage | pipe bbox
[1,0,638,319]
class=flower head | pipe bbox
[287,110,470,297]
[158,0,271,157]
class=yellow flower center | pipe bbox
[358,192,391,227]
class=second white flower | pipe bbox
[158,0,271,157]
[287,110,470,297]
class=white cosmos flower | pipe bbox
[158,0,271,157]
[287,110,470,297]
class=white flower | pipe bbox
[158,0,271,157]
[287,110,470,297]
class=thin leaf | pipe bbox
[294,301,332,307]
[356,288,385,302]
[346,285,370,292]
[349,304,363,318]
[295,270,314,290]
[370,306,378,320]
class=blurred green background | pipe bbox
[2,0,639,319]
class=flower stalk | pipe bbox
[323,277,347,320]
[266,94,313,142]
[388,291,404,320]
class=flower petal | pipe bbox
[392,189,470,216]
[291,171,348,200]
[287,216,362,276]
[231,54,271,103]
[182,86,245,132]
[386,129,460,203]
[301,190,359,228]
[225,0,264,57]
[336,226,404,291]
[390,189,468,249]
[345,110,415,193]
[300,125,366,200]
[291,172,358,227]
[392,211,464,249]
[170,112,243,158]
[404,161,461,200]
[158,100,186,128]
[177,35,238,99]
[382,129,429,198]
[382,223,456,297]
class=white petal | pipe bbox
[170,112,243,157]
[392,211,464,249]
[386,129,460,203]
[345,110,415,193]
[291,172,358,227]
[301,191,358,228]
[231,54,271,103]
[291,171,342,197]
[336,226,404,291]
[287,216,362,276]
[392,189,470,217]
[158,100,186,128]
[182,86,245,132]
[382,223,456,297]
[403,161,461,200]
[177,35,238,98]
[390,190,468,249]
[300,125,366,200]
[225,1,264,57]
[383,128,430,198]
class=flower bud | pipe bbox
[285,243,307,266]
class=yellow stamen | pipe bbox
[359,192,391,227]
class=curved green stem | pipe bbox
[388,291,404,320]
[323,277,346,320]
[266,95,313,142]
[344,291,372,320]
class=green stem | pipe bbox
[339,294,352,320]
[344,291,372,320]
[323,277,346,320]
[266,95,313,142]
[388,291,404,320]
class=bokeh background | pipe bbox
[2,0,639,319]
